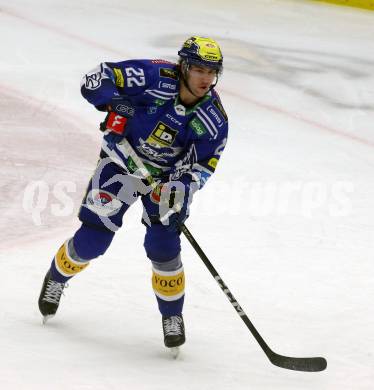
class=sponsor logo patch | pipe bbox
[155,99,167,106]
[152,268,185,299]
[159,68,178,80]
[127,156,163,177]
[55,243,89,276]
[207,105,223,127]
[159,81,177,90]
[113,104,135,117]
[113,68,124,88]
[208,157,218,169]
[190,117,207,136]
[204,54,219,60]
[85,190,122,217]
[213,99,228,122]
[147,122,178,147]
[166,113,182,126]
[105,112,127,135]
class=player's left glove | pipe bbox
[99,111,127,135]
[99,96,135,137]
[158,176,198,233]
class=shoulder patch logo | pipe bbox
[147,122,178,147]
[159,68,178,80]
[212,99,228,122]
[85,72,102,90]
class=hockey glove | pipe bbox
[99,96,135,136]
[100,111,128,135]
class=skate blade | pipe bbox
[169,347,180,359]
[42,315,54,324]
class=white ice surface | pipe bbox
[0,0,374,389]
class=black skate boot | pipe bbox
[38,270,66,323]
[162,314,185,348]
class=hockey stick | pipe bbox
[119,137,327,372]
[180,224,327,372]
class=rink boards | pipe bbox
[313,0,374,10]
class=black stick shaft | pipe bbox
[181,224,328,373]
[180,224,271,356]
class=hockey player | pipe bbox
[38,36,229,350]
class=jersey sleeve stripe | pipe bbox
[196,110,218,139]
[145,89,178,99]
[197,108,219,138]
[146,89,178,97]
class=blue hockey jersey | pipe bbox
[81,59,228,189]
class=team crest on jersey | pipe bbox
[147,122,178,147]
[137,139,180,163]
[85,72,102,90]
[159,68,178,80]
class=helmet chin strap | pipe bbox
[180,61,219,100]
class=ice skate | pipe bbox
[38,270,66,323]
[162,314,185,351]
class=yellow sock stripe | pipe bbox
[54,241,89,277]
[152,267,185,302]
[312,0,374,11]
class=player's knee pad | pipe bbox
[53,239,90,278]
[152,255,185,303]
[144,224,181,262]
[72,223,114,260]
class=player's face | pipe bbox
[187,65,217,97]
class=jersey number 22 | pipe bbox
[125,67,146,87]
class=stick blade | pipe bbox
[269,352,327,372]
